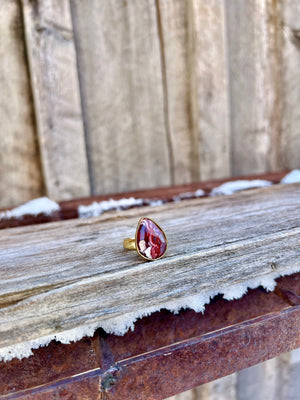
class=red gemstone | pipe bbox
[136,218,167,260]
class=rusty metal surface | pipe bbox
[0,211,61,230]
[0,338,100,395]
[59,171,287,220]
[107,306,300,400]
[105,288,288,362]
[1,273,300,399]
[3,371,102,400]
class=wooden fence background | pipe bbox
[0,0,299,399]
[1,0,299,209]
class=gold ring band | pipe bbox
[123,238,136,250]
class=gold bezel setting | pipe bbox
[123,217,168,261]
[135,217,168,261]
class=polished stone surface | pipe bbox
[136,218,167,260]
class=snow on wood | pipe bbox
[0,197,60,220]
[281,169,300,184]
[210,180,272,196]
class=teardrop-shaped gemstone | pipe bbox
[136,218,167,260]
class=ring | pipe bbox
[123,217,167,261]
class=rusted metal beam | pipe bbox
[58,170,288,220]
[105,306,300,400]
[0,171,287,229]
[1,273,299,399]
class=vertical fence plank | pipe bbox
[226,0,283,175]
[155,0,193,185]
[70,0,171,195]
[281,0,300,169]
[21,0,90,200]
[0,0,43,208]
[286,349,300,399]
[195,373,237,400]
[167,373,237,400]
[237,353,291,400]
[188,0,230,181]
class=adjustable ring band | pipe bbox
[123,238,136,250]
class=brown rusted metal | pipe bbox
[106,306,300,400]
[3,371,102,400]
[1,273,300,399]
[59,170,287,220]
[104,288,288,363]
[0,211,61,230]
[0,338,100,396]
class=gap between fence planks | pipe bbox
[0,183,299,359]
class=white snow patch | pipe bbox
[1,263,300,362]
[147,199,164,207]
[173,189,205,202]
[210,180,272,196]
[78,197,144,218]
[78,198,165,218]
[281,169,300,184]
[0,197,60,220]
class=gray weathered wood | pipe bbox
[237,353,291,400]
[70,0,171,194]
[0,0,43,208]
[226,0,283,175]
[168,373,237,400]
[281,0,300,170]
[156,0,231,183]
[0,183,299,354]
[188,0,230,180]
[156,0,193,185]
[21,0,90,200]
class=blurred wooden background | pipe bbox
[0,0,299,209]
[0,0,299,399]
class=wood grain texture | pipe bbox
[188,0,230,180]
[0,0,43,208]
[70,0,171,194]
[0,183,299,354]
[21,0,90,200]
[281,0,300,170]
[226,0,283,175]
[156,0,193,185]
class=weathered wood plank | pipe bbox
[0,183,299,358]
[21,0,90,200]
[169,373,237,400]
[281,0,300,170]
[70,0,171,194]
[236,353,291,400]
[155,0,192,185]
[0,0,43,208]
[188,0,230,180]
[226,0,283,175]
[156,0,230,183]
